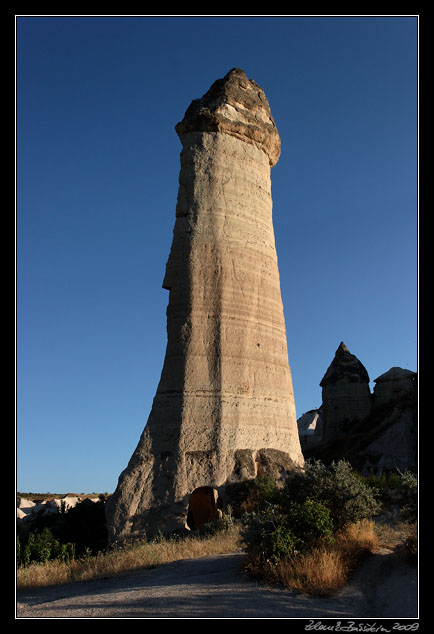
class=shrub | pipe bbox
[17,498,108,562]
[360,469,418,522]
[286,498,334,548]
[229,475,280,516]
[17,527,74,567]
[28,498,108,556]
[54,498,108,555]
[396,469,418,523]
[269,520,377,596]
[282,459,381,531]
[241,498,334,564]
[199,506,236,536]
[362,470,402,496]
[241,504,298,563]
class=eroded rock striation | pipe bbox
[106,69,303,543]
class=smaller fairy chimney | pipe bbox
[320,342,372,443]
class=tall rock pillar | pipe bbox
[106,68,303,543]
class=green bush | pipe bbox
[198,506,236,536]
[362,470,402,494]
[241,504,296,562]
[282,459,381,531]
[396,469,418,523]
[241,498,334,564]
[18,498,108,557]
[229,474,280,516]
[285,498,334,547]
[263,521,301,561]
[53,498,107,555]
[359,469,418,522]
[17,527,74,567]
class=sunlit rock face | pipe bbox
[106,68,303,543]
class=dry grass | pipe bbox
[374,519,418,563]
[17,527,241,591]
[245,519,378,597]
[374,518,417,549]
[17,517,417,595]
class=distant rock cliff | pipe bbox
[298,343,417,474]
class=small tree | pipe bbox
[282,459,381,531]
[17,527,74,567]
[241,498,334,564]
[396,469,418,523]
[285,498,334,548]
[231,474,280,515]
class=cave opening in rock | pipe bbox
[186,486,222,530]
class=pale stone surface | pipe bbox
[17,498,35,509]
[16,495,82,523]
[17,508,29,520]
[298,409,322,436]
[60,495,81,510]
[106,69,303,543]
[297,408,324,450]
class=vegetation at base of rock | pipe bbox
[17,524,242,590]
[241,498,334,563]
[17,527,75,567]
[227,474,281,516]
[239,459,417,595]
[361,468,418,523]
[282,459,382,531]
[394,469,418,523]
[245,519,379,596]
[239,460,379,566]
[196,506,236,536]
[17,497,108,565]
[17,460,417,596]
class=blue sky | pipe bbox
[16,15,418,493]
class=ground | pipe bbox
[16,544,417,619]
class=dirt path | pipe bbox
[16,548,417,619]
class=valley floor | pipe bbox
[16,545,418,619]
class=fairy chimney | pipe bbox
[106,68,304,542]
[320,342,372,443]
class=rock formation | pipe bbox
[297,408,324,450]
[373,367,417,407]
[302,343,417,474]
[16,495,82,523]
[106,68,304,543]
[320,342,372,443]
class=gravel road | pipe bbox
[16,548,418,619]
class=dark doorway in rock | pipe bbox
[186,487,221,530]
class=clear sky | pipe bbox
[16,15,418,494]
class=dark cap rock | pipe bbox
[175,68,281,166]
[320,342,370,387]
